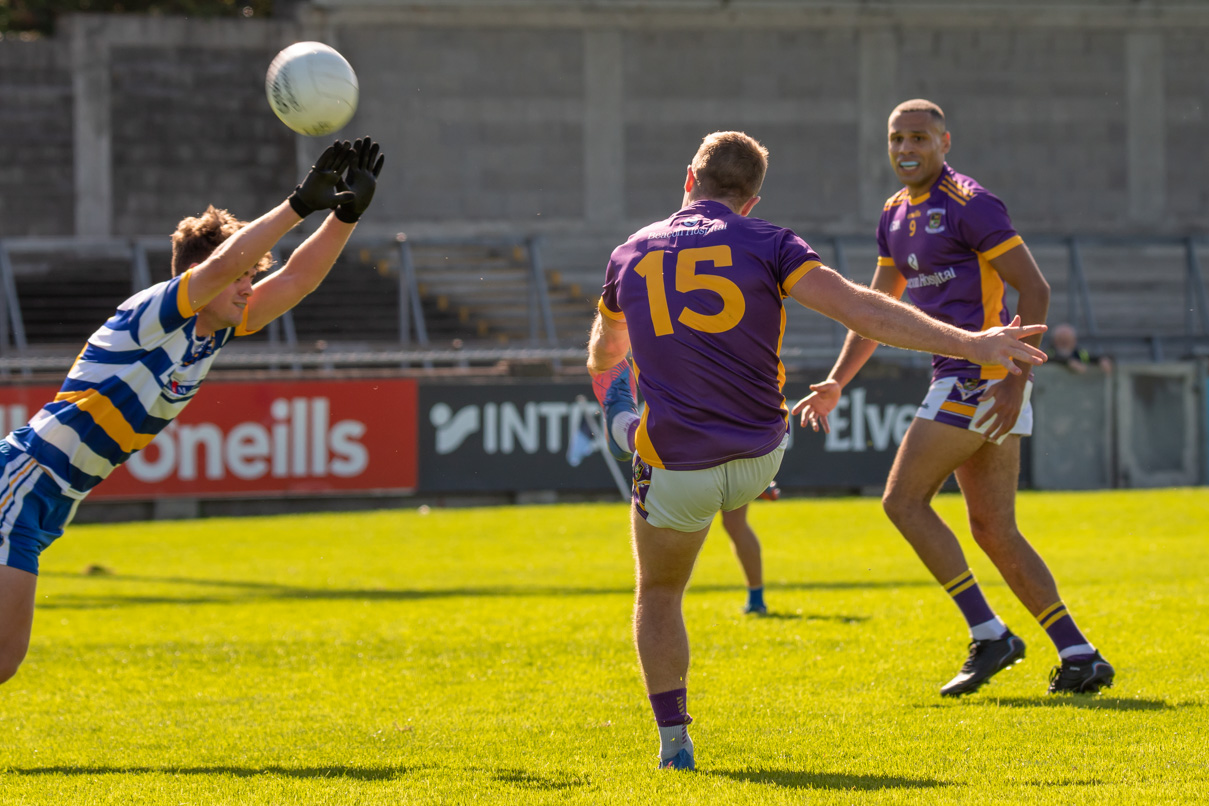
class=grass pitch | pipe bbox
[1,488,1206,804]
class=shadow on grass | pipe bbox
[749,612,869,623]
[491,768,590,790]
[974,696,1178,711]
[37,571,932,610]
[7,764,590,791]
[3,764,422,780]
[711,768,950,790]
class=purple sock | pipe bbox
[649,688,690,727]
[1037,601,1094,659]
[944,569,998,629]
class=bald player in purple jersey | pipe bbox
[586,130,1050,770]
[794,100,1114,698]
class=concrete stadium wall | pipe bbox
[0,40,74,237]
[0,2,1206,288]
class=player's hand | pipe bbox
[287,140,357,218]
[971,316,1048,374]
[975,373,1027,442]
[792,380,842,434]
[335,137,385,224]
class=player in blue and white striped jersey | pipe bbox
[0,136,384,685]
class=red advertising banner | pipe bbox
[0,378,418,499]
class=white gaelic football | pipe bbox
[265,42,359,137]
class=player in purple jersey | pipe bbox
[0,138,384,686]
[794,99,1114,697]
[586,131,1050,770]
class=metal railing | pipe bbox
[1,232,1207,375]
[0,232,562,375]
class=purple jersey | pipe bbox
[599,200,821,470]
[876,163,1023,381]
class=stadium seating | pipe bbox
[0,233,1205,374]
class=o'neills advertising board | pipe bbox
[0,379,418,498]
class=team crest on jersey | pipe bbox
[180,335,215,368]
[955,379,987,401]
[925,208,946,234]
[632,458,653,513]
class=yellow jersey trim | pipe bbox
[781,260,822,296]
[883,189,909,210]
[233,305,257,337]
[978,235,1025,263]
[177,270,198,317]
[597,297,625,323]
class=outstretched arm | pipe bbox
[187,141,355,314]
[244,137,385,333]
[790,265,1047,372]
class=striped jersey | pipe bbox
[876,163,1023,381]
[5,270,248,497]
[599,199,821,471]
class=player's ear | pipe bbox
[739,195,760,217]
[684,166,695,194]
[941,130,951,155]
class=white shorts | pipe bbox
[916,376,1033,445]
[632,435,787,533]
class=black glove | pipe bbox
[335,137,385,223]
[287,141,357,218]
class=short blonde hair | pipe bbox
[689,131,769,203]
[170,205,274,277]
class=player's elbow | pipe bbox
[1022,274,1051,308]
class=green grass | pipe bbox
[1,488,1206,804]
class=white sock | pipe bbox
[658,722,693,760]
[1059,643,1096,660]
[970,617,1008,642]
[610,411,640,451]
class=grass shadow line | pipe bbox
[972,696,1177,711]
[711,768,951,790]
[490,767,590,790]
[36,571,932,611]
[2,764,424,780]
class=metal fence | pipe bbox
[2,232,1208,376]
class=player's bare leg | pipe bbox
[632,509,708,769]
[882,417,987,583]
[720,506,765,613]
[955,436,1059,614]
[632,510,708,694]
[957,437,1113,692]
[882,417,1024,695]
[0,566,38,684]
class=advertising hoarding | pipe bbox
[0,379,418,499]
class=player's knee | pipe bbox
[968,519,1021,552]
[881,486,911,525]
